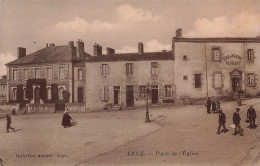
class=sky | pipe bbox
[0,0,260,76]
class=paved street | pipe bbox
[1,99,260,166]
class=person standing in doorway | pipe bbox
[247,105,256,129]
[206,97,212,114]
[233,108,243,136]
[6,114,15,133]
[217,109,228,135]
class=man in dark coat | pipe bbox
[6,114,15,133]
[206,98,212,114]
[61,109,73,128]
[212,100,217,113]
[233,108,242,136]
[217,109,228,135]
[247,105,256,129]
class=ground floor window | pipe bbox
[214,73,222,88]
[47,87,51,100]
[247,73,255,87]
[58,87,64,100]
[12,88,17,100]
[165,85,172,97]
[195,74,201,88]
[100,86,109,101]
[139,86,146,99]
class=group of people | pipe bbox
[206,97,257,136]
[206,97,221,114]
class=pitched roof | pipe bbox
[173,37,260,43]
[6,45,91,65]
[86,51,173,62]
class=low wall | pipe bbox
[0,103,20,116]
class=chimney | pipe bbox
[93,43,102,56]
[107,47,115,55]
[17,47,26,59]
[176,28,182,38]
[68,41,74,47]
[76,39,84,58]
[49,43,55,47]
[46,43,49,47]
[138,42,144,54]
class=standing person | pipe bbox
[61,108,73,128]
[233,108,243,136]
[237,95,242,106]
[6,114,15,133]
[212,100,217,113]
[206,97,212,114]
[247,105,256,129]
[216,109,228,135]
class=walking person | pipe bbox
[216,109,228,135]
[247,105,256,129]
[233,108,243,136]
[206,97,212,114]
[6,114,15,133]
[212,100,217,113]
[237,94,242,106]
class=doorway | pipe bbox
[34,87,40,104]
[151,85,159,104]
[232,78,241,92]
[78,87,83,103]
[114,86,120,105]
[126,86,134,107]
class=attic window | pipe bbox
[183,55,187,60]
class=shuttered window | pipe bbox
[214,73,222,88]
[195,74,201,88]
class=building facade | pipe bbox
[85,43,175,110]
[6,40,90,104]
[173,29,260,100]
[0,75,7,103]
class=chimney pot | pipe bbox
[46,43,49,47]
[138,42,144,54]
[93,43,102,56]
[68,41,74,47]
[176,28,182,38]
[107,47,115,55]
[76,39,84,58]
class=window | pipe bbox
[58,87,64,100]
[151,62,159,75]
[195,74,201,88]
[35,68,40,78]
[59,67,65,79]
[165,85,172,97]
[12,88,17,100]
[214,73,222,88]
[100,86,109,101]
[247,49,254,61]
[47,67,52,79]
[24,69,28,80]
[126,63,133,76]
[101,64,109,76]
[139,86,146,99]
[47,87,51,100]
[78,69,83,80]
[183,75,188,80]
[247,73,255,87]
[3,85,6,90]
[212,48,221,61]
[183,55,187,60]
[13,69,17,80]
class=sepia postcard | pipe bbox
[1,0,260,166]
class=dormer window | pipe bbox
[212,48,221,62]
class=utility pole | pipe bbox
[145,82,151,123]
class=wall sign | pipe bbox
[222,54,243,65]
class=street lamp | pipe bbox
[145,82,151,123]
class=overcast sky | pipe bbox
[0,0,260,76]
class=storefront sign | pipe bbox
[222,54,243,65]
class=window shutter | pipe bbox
[171,84,175,98]
[100,88,105,101]
[252,50,255,62]
[109,86,113,101]
[159,84,164,99]
[134,85,139,100]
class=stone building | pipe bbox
[6,40,90,104]
[85,43,175,110]
[173,29,260,101]
[0,75,7,103]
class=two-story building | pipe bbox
[6,40,91,104]
[85,43,175,110]
[173,29,260,101]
